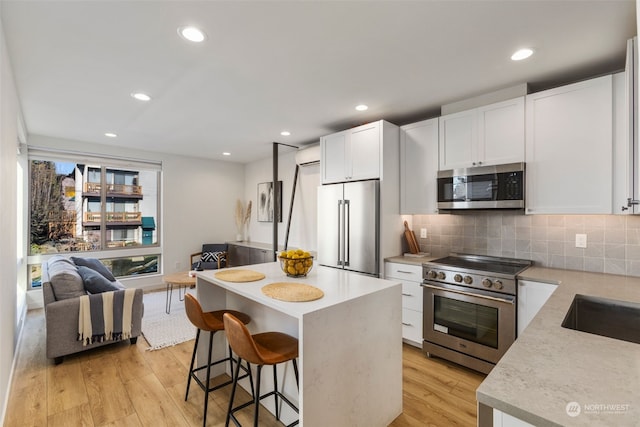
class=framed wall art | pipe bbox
[257,181,282,222]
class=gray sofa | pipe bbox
[43,256,144,364]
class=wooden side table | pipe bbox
[163,271,196,314]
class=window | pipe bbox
[27,149,162,287]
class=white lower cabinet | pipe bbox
[385,261,423,347]
[493,409,535,427]
[517,279,558,337]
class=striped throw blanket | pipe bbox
[78,288,136,345]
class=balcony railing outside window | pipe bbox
[84,182,142,195]
[83,212,142,223]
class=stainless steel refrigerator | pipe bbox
[317,180,379,276]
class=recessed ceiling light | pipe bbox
[105,132,117,138]
[178,26,206,43]
[511,48,534,61]
[280,131,291,136]
[355,104,369,111]
[222,152,231,156]
[131,92,151,102]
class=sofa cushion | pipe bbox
[77,266,122,294]
[71,257,116,282]
[48,259,85,301]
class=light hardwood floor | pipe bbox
[5,308,485,427]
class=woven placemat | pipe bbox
[261,282,324,302]
[214,269,266,283]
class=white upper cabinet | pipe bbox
[612,71,631,214]
[321,121,381,184]
[321,130,349,184]
[439,97,525,170]
[400,118,439,214]
[525,75,613,214]
[349,122,381,181]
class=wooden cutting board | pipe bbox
[404,221,420,254]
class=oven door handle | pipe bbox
[421,282,515,305]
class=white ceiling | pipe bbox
[1,0,636,164]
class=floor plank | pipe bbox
[82,353,136,425]
[47,402,94,427]
[6,309,486,426]
[46,357,88,416]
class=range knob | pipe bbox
[482,278,492,288]
[427,270,437,279]
[493,280,504,290]
[454,274,463,283]
[463,275,473,284]
[437,271,446,280]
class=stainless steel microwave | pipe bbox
[437,162,525,210]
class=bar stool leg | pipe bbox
[273,364,280,421]
[225,357,244,427]
[202,331,215,427]
[293,358,299,388]
[185,329,201,400]
[254,365,263,427]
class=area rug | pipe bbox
[141,289,196,350]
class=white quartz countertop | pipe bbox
[196,262,400,319]
[477,266,640,426]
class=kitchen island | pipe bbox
[195,262,403,427]
[477,267,640,426]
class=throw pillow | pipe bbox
[71,257,116,282]
[77,266,121,294]
[201,251,225,263]
[48,259,85,300]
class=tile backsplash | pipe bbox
[412,213,640,277]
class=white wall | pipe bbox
[0,12,22,424]
[27,134,245,284]
[243,147,319,252]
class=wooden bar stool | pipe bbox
[184,294,253,427]
[223,312,299,427]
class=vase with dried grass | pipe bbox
[235,200,244,241]
[244,200,252,242]
[234,200,253,242]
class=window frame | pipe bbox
[26,147,163,288]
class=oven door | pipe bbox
[422,281,516,364]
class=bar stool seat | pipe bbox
[184,294,253,427]
[223,312,299,427]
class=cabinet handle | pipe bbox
[402,293,413,297]
[623,198,640,211]
[396,270,413,274]
[402,322,413,326]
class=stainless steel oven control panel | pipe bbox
[422,266,516,295]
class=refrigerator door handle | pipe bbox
[344,199,350,266]
[337,200,343,265]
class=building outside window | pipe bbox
[27,151,161,288]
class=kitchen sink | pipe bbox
[561,294,640,345]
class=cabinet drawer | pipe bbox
[402,281,422,312]
[402,308,423,346]
[385,262,422,281]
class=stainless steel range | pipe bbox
[421,253,531,374]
